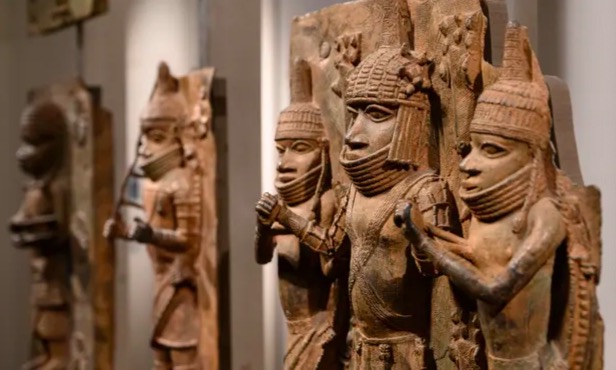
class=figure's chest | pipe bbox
[348,194,408,257]
[467,218,523,272]
[142,184,176,229]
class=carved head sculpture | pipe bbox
[275,60,330,211]
[343,45,431,166]
[10,101,68,248]
[275,103,329,207]
[459,22,554,229]
[138,62,190,181]
[340,46,431,196]
[17,101,67,181]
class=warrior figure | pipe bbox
[104,63,202,370]
[255,90,348,369]
[257,46,458,369]
[395,23,603,370]
[10,101,71,370]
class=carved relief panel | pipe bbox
[9,80,114,370]
[262,0,604,369]
[104,63,219,370]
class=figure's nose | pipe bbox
[138,144,151,158]
[276,149,294,173]
[344,116,369,150]
[459,152,480,177]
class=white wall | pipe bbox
[122,2,200,368]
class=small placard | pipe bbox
[28,0,108,35]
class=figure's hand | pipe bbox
[255,193,282,226]
[129,218,154,243]
[394,200,426,244]
[103,218,127,240]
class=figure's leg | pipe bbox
[153,348,172,370]
[27,308,70,370]
[170,347,198,370]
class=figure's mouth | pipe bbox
[342,142,369,160]
[276,173,297,183]
[460,179,481,192]
[346,141,368,151]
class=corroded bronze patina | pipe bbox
[257,46,466,370]
[255,61,348,370]
[395,23,604,370]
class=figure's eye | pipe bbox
[147,129,168,143]
[480,142,506,157]
[292,143,311,153]
[364,105,394,122]
[291,140,317,153]
[276,145,285,155]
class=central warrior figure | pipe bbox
[104,63,201,370]
[257,47,458,369]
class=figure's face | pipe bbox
[16,124,62,178]
[343,102,397,160]
[275,139,321,186]
[459,132,532,192]
[137,118,178,165]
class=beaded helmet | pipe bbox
[345,45,431,167]
[276,60,326,142]
[141,62,190,128]
[470,22,551,149]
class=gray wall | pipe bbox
[0,1,30,367]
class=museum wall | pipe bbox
[0,0,614,369]
[0,1,29,367]
[537,1,616,364]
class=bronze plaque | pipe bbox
[28,0,108,35]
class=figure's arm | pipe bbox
[396,200,566,306]
[254,220,277,264]
[404,178,463,276]
[257,192,345,257]
[130,189,198,253]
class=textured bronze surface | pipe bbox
[258,1,603,369]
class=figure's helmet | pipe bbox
[345,45,431,168]
[275,103,325,142]
[470,22,551,149]
[141,62,190,131]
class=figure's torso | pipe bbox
[142,167,196,277]
[276,191,336,322]
[469,197,562,361]
[347,175,433,339]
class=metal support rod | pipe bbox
[76,21,84,77]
